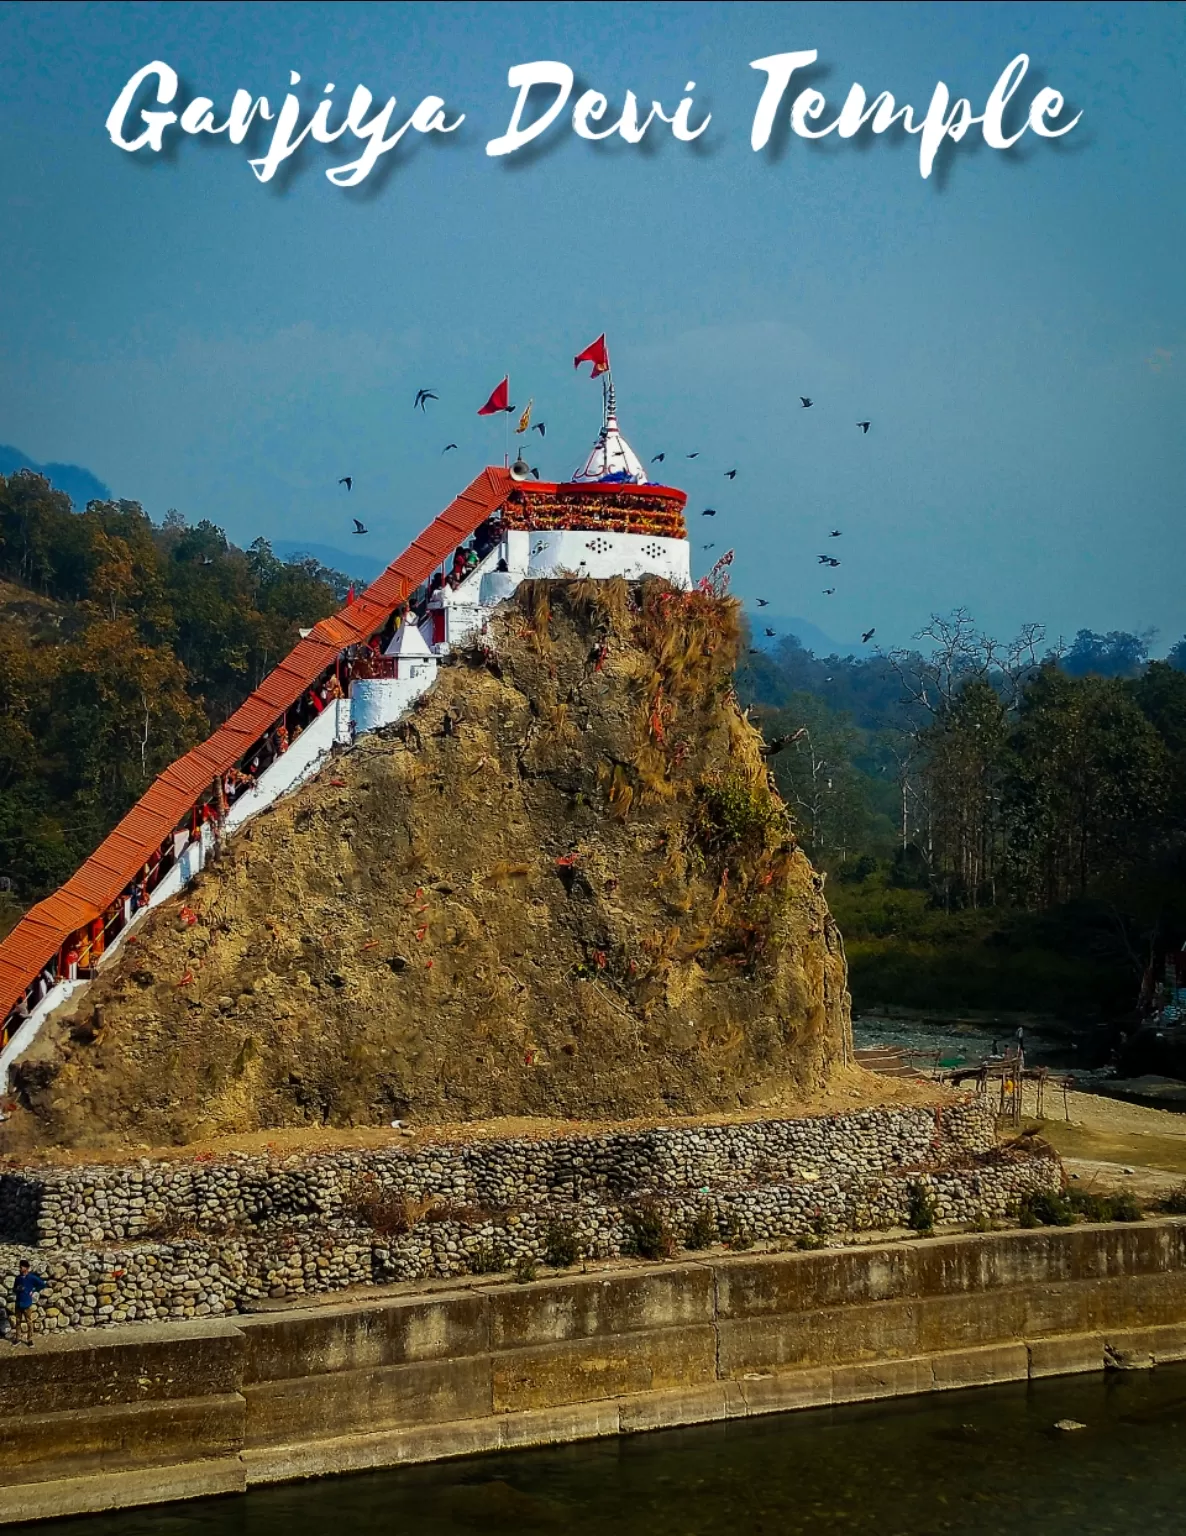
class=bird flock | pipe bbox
[334,382,877,652]
[336,385,547,534]
[663,396,877,655]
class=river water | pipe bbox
[853,1013,1085,1073]
[31,1365,1186,1536]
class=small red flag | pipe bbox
[478,376,510,415]
[574,334,610,377]
[346,584,354,604]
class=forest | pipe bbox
[1,463,1182,1026]
[0,470,348,931]
[739,614,1186,1020]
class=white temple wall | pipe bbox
[0,980,76,1087]
[420,531,691,662]
[351,672,437,734]
[224,701,350,837]
[519,530,690,588]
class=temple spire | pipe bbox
[572,372,648,485]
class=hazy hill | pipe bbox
[0,445,112,508]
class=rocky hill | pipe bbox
[8,578,851,1149]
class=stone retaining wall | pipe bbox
[0,1156,1056,1331]
[0,1101,1062,1334]
[2,1102,995,1248]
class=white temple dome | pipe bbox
[571,382,649,485]
[384,617,433,658]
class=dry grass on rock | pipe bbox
[6,579,852,1150]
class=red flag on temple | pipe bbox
[346,585,354,604]
[573,334,610,377]
[477,376,510,415]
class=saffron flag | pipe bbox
[516,398,533,434]
[574,334,610,377]
[478,376,510,415]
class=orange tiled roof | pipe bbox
[0,467,513,1024]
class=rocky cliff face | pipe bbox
[10,578,851,1148]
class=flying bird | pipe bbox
[703,542,716,550]
[702,508,717,517]
[826,556,841,567]
[414,389,438,411]
[533,422,546,437]
[442,443,458,453]
[800,397,813,408]
[652,452,666,463]
[338,476,352,491]
[763,727,807,757]
[862,628,876,644]
[352,518,368,535]
[748,648,761,656]
[823,587,835,595]
[857,421,870,433]
[686,451,700,458]
[764,627,776,637]
[756,598,770,607]
[829,529,842,537]
[724,469,737,479]
[201,556,214,566]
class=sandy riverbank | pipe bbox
[1021,1084,1186,1198]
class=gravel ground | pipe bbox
[1024,1083,1186,1191]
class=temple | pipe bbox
[0,382,690,1079]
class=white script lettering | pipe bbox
[106,62,464,185]
[749,51,1080,177]
[487,63,710,154]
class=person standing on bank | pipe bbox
[12,1260,46,1346]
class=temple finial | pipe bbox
[572,370,647,486]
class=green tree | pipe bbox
[1006,668,1171,906]
[761,693,893,865]
[0,469,350,908]
[43,617,207,835]
[922,677,1010,907]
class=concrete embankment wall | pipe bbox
[3,1219,1186,1524]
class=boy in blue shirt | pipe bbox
[13,1260,46,1346]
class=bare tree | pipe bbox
[883,735,926,851]
[883,611,1047,906]
[886,609,1048,721]
[785,727,830,850]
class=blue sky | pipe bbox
[0,1,1181,650]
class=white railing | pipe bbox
[225,699,349,834]
[1,700,353,1092]
[0,980,77,1087]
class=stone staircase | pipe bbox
[854,1047,927,1080]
